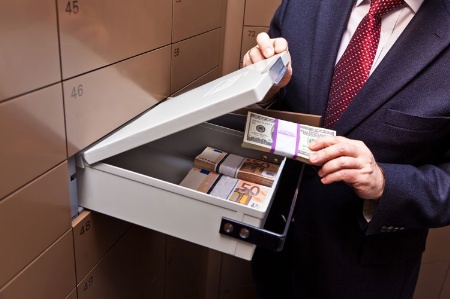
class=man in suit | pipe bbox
[243,0,450,298]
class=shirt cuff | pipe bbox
[363,199,379,222]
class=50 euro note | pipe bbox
[242,112,336,163]
[194,146,279,187]
[179,167,271,211]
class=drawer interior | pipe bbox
[103,121,283,186]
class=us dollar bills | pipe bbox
[242,112,336,163]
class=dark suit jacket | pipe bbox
[253,0,450,298]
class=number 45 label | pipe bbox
[66,0,79,15]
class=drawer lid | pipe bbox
[82,52,289,165]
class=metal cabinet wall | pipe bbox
[0,0,227,298]
[221,0,281,74]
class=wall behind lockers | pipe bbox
[222,0,281,74]
[0,0,228,298]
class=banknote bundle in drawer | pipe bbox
[193,146,280,187]
[180,166,273,212]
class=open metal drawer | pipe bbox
[76,52,306,260]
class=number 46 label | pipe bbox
[71,84,84,99]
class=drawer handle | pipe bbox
[219,161,304,251]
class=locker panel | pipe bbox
[172,0,223,43]
[422,227,450,263]
[0,84,66,199]
[0,0,60,101]
[65,288,77,299]
[243,0,281,26]
[72,210,130,283]
[219,255,257,299]
[64,46,171,156]
[221,0,246,75]
[171,29,221,94]
[0,230,76,299]
[413,261,449,299]
[0,162,71,288]
[76,225,165,299]
[165,236,221,299]
[439,266,450,299]
[58,0,172,79]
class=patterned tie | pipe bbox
[324,0,405,128]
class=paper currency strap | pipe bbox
[198,147,246,178]
[270,118,301,159]
[218,154,245,178]
[198,148,252,179]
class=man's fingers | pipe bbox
[309,137,356,164]
[309,136,347,150]
[309,142,355,165]
[273,38,288,54]
[307,135,385,200]
[247,46,265,63]
[318,156,360,179]
[256,32,274,58]
[243,32,290,66]
[243,46,262,66]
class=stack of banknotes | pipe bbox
[193,146,279,187]
[179,167,270,211]
[242,112,336,163]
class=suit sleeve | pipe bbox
[267,0,288,38]
[366,151,450,235]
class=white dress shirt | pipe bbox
[336,0,424,74]
[336,0,424,222]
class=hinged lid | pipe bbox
[82,52,290,165]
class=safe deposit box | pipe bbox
[76,52,308,260]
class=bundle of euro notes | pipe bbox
[179,167,270,211]
[194,146,279,187]
[242,112,336,163]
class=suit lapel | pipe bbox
[334,0,450,135]
[307,0,355,115]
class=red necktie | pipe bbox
[324,0,405,128]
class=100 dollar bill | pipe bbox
[242,112,336,163]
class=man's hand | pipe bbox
[308,136,385,200]
[243,32,292,91]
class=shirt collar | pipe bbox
[356,0,424,13]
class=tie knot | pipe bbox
[369,0,405,19]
